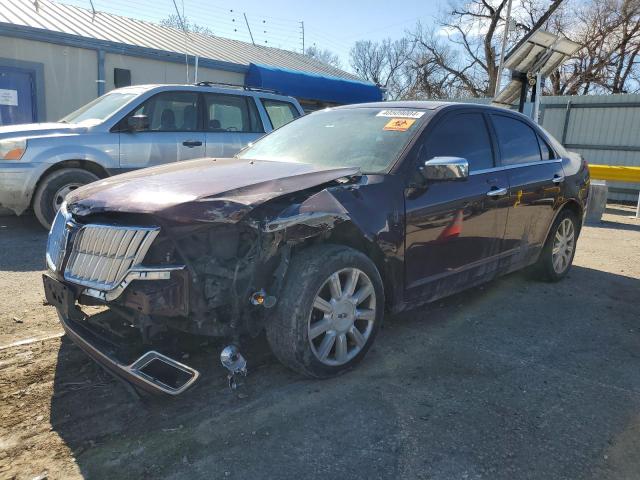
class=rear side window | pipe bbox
[205,94,263,133]
[491,115,542,165]
[262,99,300,129]
[424,112,494,171]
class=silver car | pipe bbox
[0,83,303,228]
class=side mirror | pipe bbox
[127,114,149,132]
[419,157,469,181]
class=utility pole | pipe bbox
[494,0,513,97]
[244,13,255,45]
[300,21,305,54]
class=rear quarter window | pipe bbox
[262,99,300,130]
[491,114,542,165]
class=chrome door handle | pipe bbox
[487,187,508,197]
[552,174,565,184]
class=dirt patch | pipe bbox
[1,207,639,479]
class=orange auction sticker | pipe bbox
[383,118,416,131]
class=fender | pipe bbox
[28,135,120,170]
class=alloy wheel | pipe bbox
[552,218,575,274]
[307,267,376,366]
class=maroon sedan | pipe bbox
[43,102,590,395]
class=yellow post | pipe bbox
[588,165,640,218]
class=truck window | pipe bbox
[204,94,263,133]
[262,99,300,129]
[133,91,199,131]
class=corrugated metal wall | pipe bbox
[539,95,640,202]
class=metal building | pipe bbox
[0,0,381,124]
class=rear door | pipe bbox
[404,110,511,301]
[203,93,264,158]
[489,113,565,263]
[119,91,205,169]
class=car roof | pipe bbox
[336,100,520,114]
[110,84,297,101]
[335,100,538,122]
[336,100,455,110]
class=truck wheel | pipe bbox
[266,244,384,378]
[532,209,579,282]
[33,168,99,229]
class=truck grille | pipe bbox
[64,224,160,291]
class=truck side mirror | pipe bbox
[127,114,149,132]
[419,157,469,181]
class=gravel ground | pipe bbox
[0,205,639,480]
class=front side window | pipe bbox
[205,94,262,133]
[422,112,494,172]
[262,99,300,129]
[491,115,542,165]
[237,107,429,173]
[132,91,199,132]
[61,92,137,124]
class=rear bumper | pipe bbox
[57,310,200,395]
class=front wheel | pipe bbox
[266,244,384,378]
[532,210,579,282]
[33,168,100,229]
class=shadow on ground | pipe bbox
[0,214,47,272]
[49,265,640,479]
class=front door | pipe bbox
[119,91,205,169]
[489,114,565,262]
[203,93,265,158]
[0,66,36,126]
[404,111,510,302]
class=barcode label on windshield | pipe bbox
[376,110,425,119]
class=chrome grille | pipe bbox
[64,224,160,291]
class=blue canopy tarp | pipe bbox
[245,63,383,104]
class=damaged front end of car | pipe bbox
[43,166,363,396]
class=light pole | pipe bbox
[494,0,514,97]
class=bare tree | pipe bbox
[545,0,640,95]
[347,0,640,100]
[305,46,342,69]
[349,38,414,99]
[409,0,565,98]
[160,14,214,36]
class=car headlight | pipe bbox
[0,138,27,160]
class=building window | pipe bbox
[114,68,131,88]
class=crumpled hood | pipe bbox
[66,157,360,223]
[0,122,87,140]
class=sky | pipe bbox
[58,0,446,71]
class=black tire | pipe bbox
[266,244,385,378]
[33,168,100,229]
[532,209,579,282]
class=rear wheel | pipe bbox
[532,209,578,282]
[33,168,99,229]
[266,244,384,378]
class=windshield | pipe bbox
[60,92,138,124]
[237,107,429,173]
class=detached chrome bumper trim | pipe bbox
[83,265,185,301]
[57,311,200,396]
